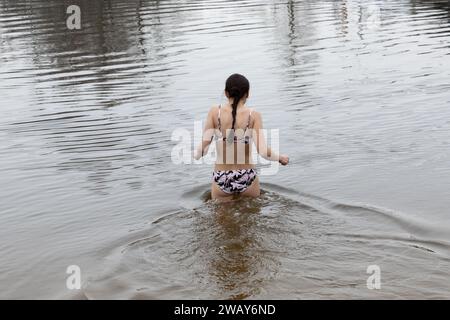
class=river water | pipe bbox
[0,0,449,299]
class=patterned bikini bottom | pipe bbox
[212,169,257,194]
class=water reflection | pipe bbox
[412,0,450,17]
[195,196,279,299]
[1,0,179,194]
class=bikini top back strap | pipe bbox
[217,104,222,131]
[246,108,253,130]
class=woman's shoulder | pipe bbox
[248,108,261,119]
[246,108,261,128]
[248,107,259,113]
[207,104,221,116]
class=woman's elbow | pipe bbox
[257,148,269,159]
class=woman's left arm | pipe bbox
[194,107,216,160]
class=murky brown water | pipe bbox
[1,0,450,299]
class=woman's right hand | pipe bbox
[279,154,289,166]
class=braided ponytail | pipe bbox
[229,86,243,130]
[225,74,250,142]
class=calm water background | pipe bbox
[1,0,450,299]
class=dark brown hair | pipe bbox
[225,73,250,131]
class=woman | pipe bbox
[195,74,289,201]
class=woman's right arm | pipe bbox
[253,111,289,165]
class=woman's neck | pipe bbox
[227,100,246,108]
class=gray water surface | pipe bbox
[0,0,450,299]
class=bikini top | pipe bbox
[215,104,253,145]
